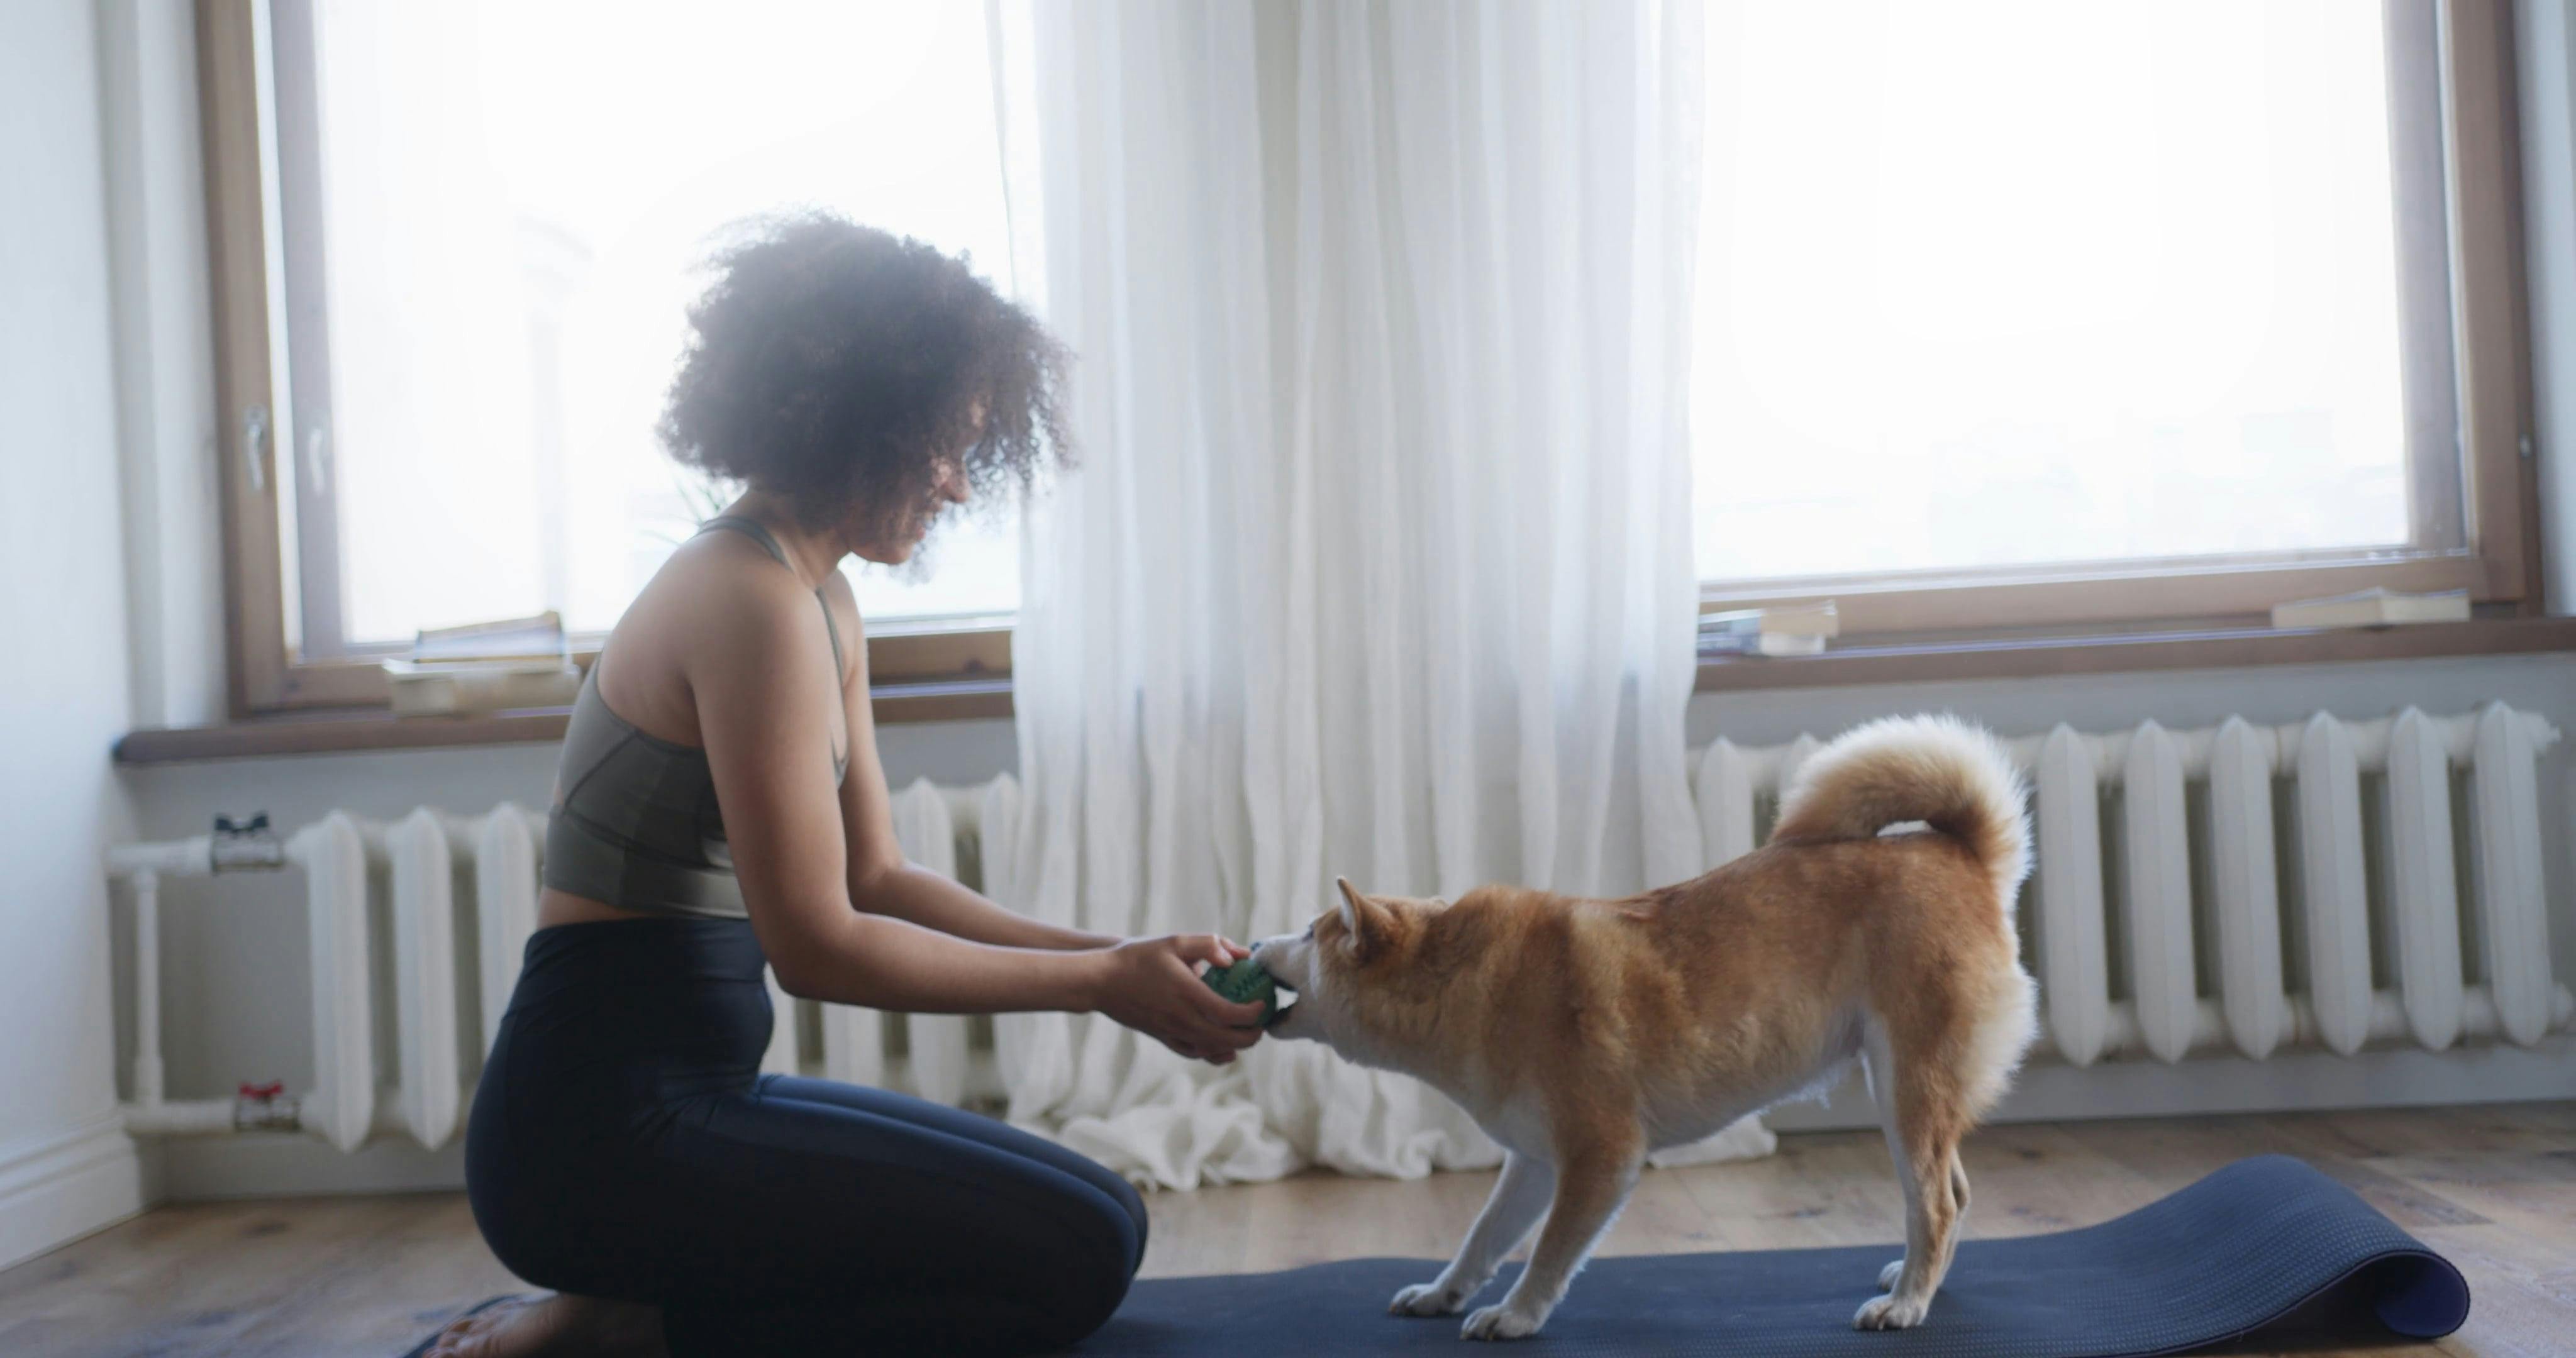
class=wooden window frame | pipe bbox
[1696,0,2547,638]
[194,0,1008,718]
[199,2,2542,716]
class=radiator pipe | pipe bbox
[120,1098,253,1137]
[118,1088,465,1140]
[107,824,324,1144]
[131,869,162,1107]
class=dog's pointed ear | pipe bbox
[1335,876,1391,955]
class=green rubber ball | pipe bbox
[1202,958,1279,1026]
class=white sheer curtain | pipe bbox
[990,0,1764,1188]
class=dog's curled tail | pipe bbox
[1768,715,2033,910]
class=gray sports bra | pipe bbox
[541,516,848,919]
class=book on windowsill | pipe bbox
[380,658,583,716]
[1698,602,1837,658]
[2268,588,2470,632]
[1699,630,1828,658]
[410,611,569,663]
[383,612,580,716]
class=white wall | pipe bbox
[97,0,226,730]
[2521,0,2576,616]
[0,0,148,1269]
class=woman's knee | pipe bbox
[1016,1184,1141,1346]
[1101,1171,1148,1268]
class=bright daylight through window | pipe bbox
[1691,0,2443,589]
[282,1,1019,653]
[281,0,2462,650]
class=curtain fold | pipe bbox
[991,0,1760,1188]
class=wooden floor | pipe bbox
[3,1103,2568,1357]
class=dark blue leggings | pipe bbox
[465,919,1143,1356]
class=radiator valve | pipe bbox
[210,813,285,871]
[234,1080,300,1132]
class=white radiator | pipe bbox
[1696,702,2572,1068]
[104,780,1022,1152]
[107,805,552,1151]
[105,704,2571,1152]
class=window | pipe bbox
[1689,0,2540,635]
[199,1,2541,717]
[202,0,1019,712]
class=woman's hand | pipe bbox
[1091,935,1267,1064]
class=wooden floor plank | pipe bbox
[1597,1164,1724,1258]
[1946,1120,2170,1235]
[0,1105,2562,1358]
[1669,1129,1908,1250]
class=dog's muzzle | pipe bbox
[1250,936,1309,1034]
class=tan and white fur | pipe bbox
[1253,715,2038,1341]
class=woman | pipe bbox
[431,215,1266,1358]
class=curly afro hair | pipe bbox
[658,213,1070,543]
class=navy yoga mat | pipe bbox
[1068,1156,2468,1357]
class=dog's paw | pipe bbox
[1390,1281,1467,1317]
[1852,1292,1931,1331]
[1877,1258,1904,1290]
[1460,1302,1546,1341]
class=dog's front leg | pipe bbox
[1460,1141,1641,1341]
[1391,1152,1556,1317]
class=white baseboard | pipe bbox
[1762,1036,2576,1134]
[151,1131,465,1200]
[0,1113,144,1271]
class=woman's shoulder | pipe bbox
[632,531,833,658]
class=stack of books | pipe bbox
[1699,602,1838,658]
[2268,587,2469,631]
[381,612,582,716]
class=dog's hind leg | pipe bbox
[1460,1130,1643,1341]
[1856,1022,1970,1330]
[1391,1152,1556,1318]
[1875,1148,1968,1291]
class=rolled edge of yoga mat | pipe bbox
[1074,1154,2472,1357]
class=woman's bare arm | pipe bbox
[689,568,1258,1055]
[826,578,1119,951]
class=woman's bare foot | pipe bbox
[425,1292,665,1358]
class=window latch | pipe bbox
[305,422,330,494]
[242,403,270,493]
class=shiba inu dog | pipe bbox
[1253,715,2038,1341]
